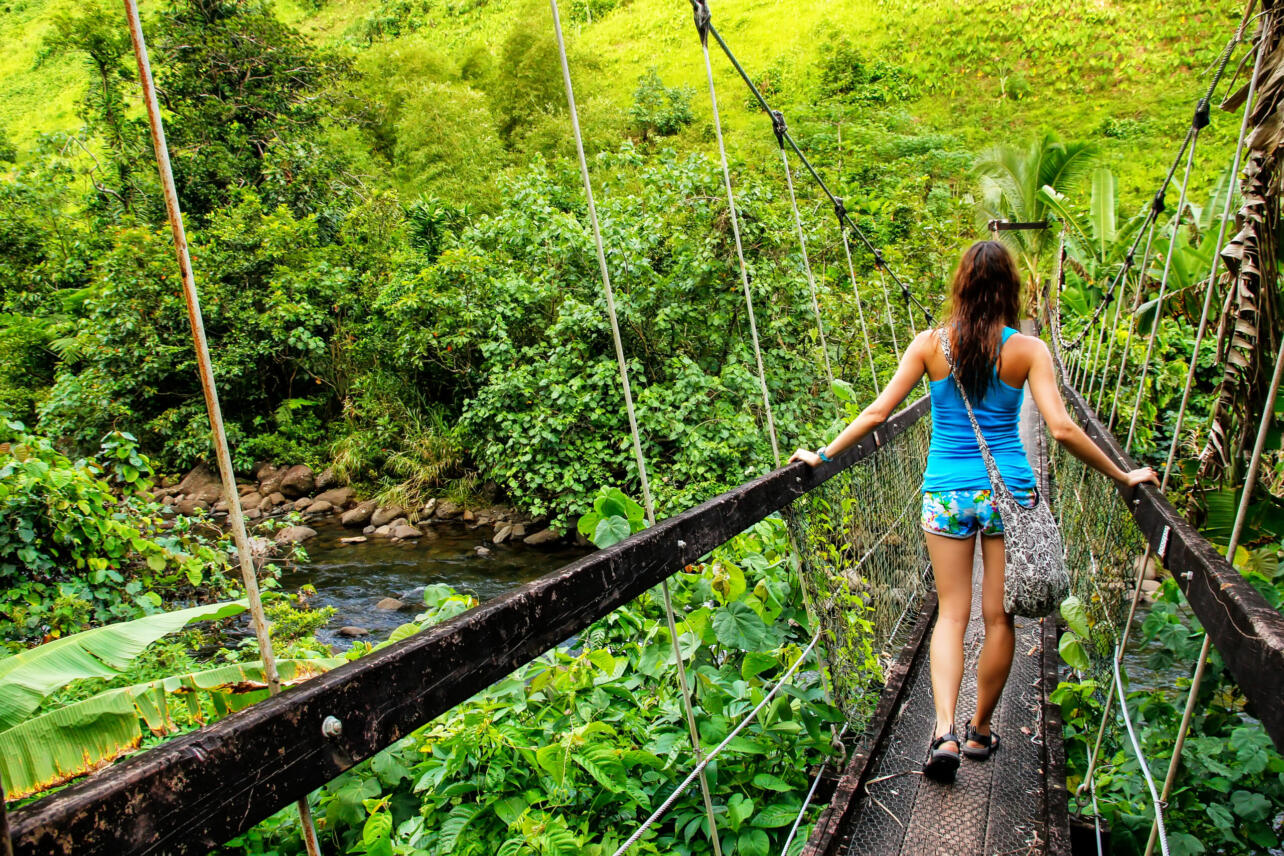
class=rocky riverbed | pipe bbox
[150,461,590,644]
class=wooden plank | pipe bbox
[1066,386,1284,749]
[10,402,931,856]
[800,588,938,856]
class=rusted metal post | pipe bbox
[119,2,322,853]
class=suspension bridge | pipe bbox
[5,1,1284,855]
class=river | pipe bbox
[279,520,591,647]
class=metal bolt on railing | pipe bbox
[322,716,343,738]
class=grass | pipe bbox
[0,0,1250,222]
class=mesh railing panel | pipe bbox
[786,413,933,727]
[1048,410,1147,682]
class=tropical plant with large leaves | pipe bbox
[975,132,1099,310]
[0,600,341,799]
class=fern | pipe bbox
[437,802,485,854]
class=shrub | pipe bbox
[630,69,694,139]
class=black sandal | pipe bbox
[923,730,961,782]
[961,719,1000,760]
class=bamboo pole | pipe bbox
[119,2,322,853]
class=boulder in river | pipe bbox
[308,500,334,514]
[421,498,437,517]
[375,597,406,611]
[293,497,313,511]
[339,535,367,544]
[314,467,338,491]
[314,487,354,508]
[241,492,264,510]
[342,500,377,527]
[493,524,513,545]
[523,528,560,546]
[435,499,463,520]
[176,463,222,503]
[267,491,286,507]
[510,523,527,539]
[257,465,286,496]
[280,465,315,498]
[363,524,376,535]
[371,505,405,528]
[338,626,370,638]
[475,546,491,557]
[390,523,423,539]
[275,525,317,544]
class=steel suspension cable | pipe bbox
[549,6,723,852]
[1125,128,1203,451]
[838,216,881,392]
[1077,27,1261,801]
[1142,304,1284,856]
[775,117,835,392]
[1101,214,1161,419]
[692,0,780,466]
[691,0,936,328]
[609,632,821,856]
[1111,647,1172,856]
[121,3,323,853]
[1158,31,1266,494]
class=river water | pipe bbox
[279,521,590,647]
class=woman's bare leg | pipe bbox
[926,532,976,750]
[971,534,1015,744]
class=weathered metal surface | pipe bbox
[1066,386,1284,749]
[801,589,937,856]
[10,403,930,856]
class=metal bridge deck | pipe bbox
[806,364,1071,856]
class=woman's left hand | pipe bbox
[789,448,823,467]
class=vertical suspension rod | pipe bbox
[120,2,322,853]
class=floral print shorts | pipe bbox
[920,488,1038,539]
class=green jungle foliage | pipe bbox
[1054,562,1284,856]
[4,0,1283,854]
[0,422,244,648]
[222,517,844,856]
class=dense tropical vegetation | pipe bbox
[3,0,1283,853]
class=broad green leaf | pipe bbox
[750,773,794,793]
[1060,595,1090,639]
[438,803,485,852]
[752,801,804,827]
[0,600,248,731]
[737,828,769,856]
[1057,632,1090,672]
[1229,789,1270,821]
[0,657,336,798]
[741,651,778,682]
[592,516,631,548]
[1168,831,1206,856]
[712,602,770,651]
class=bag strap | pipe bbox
[936,328,1012,499]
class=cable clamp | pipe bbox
[689,0,711,45]
[1192,98,1211,131]
[1158,525,1171,561]
[833,197,847,222]
[873,251,886,269]
[1151,191,1166,216]
[770,110,787,147]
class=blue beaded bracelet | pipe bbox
[817,447,831,463]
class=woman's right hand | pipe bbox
[1120,467,1159,488]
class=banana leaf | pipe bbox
[0,600,248,731]
[0,657,341,799]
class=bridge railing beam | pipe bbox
[1065,385,1284,749]
[8,400,929,856]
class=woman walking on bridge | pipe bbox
[790,240,1157,782]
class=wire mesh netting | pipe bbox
[785,411,933,728]
[1048,410,1148,684]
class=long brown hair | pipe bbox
[945,240,1021,401]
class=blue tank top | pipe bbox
[921,326,1037,493]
